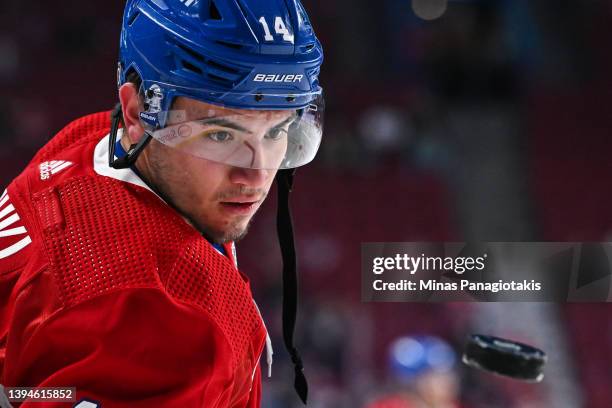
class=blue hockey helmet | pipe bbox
[119,0,323,111]
[116,0,324,170]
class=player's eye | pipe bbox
[265,127,287,141]
[206,131,233,143]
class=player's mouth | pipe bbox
[219,200,260,215]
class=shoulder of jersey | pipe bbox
[0,112,111,266]
[25,111,113,193]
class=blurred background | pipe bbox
[2,0,612,406]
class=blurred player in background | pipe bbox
[366,335,461,408]
[0,0,323,406]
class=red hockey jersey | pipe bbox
[0,112,268,407]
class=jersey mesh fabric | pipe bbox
[168,242,261,370]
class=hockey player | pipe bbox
[0,0,324,406]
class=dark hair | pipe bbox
[125,69,143,90]
[123,69,146,108]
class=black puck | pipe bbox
[462,334,547,382]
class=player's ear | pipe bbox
[118,83,146,144]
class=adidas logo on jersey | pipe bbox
[39,160,74,180]
[0,189,31,260]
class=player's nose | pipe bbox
[228,165,270,188]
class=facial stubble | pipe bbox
[144,141,260,244]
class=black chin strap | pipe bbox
[276,169,308,405]
[109,103,152,169]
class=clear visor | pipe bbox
[143,93,324,170]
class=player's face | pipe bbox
[144,97,292,244]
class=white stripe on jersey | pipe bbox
[0,236,32,259]
[51,161,74,174]
[0,190,31,259]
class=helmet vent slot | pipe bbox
[173,41,246,84]
[206,59,239,74]
[182,60,203,75]
[209,0,222,20]
[128,11,140,26]
[178,43,204,62]
[215,40,243,50]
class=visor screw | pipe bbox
[255,93,264,102]
[286,95,296,102]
